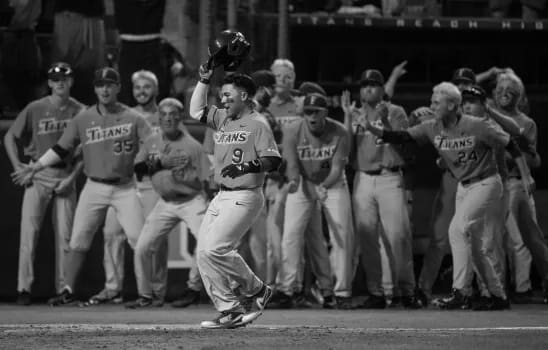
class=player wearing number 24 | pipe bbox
[12,67,152,306]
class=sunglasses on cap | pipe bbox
[48,66,73,80]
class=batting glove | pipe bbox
[221,160,261,179]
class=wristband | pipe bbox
[199,78,210,85]
[245,159,263,173]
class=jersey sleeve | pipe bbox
[389,105,409,131]
[478,117,510,149]
[254,121,281,159]
[202,127,215,155]
[205,105,227,131]
[56,116,81,151]
[9,104,31,139]
[332,128,350,167]
[406,121,432,145]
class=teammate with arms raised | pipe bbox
[12,67,151,305]
[5,62,84,305]
[189,60,281,327]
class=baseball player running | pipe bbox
[87,70,167,306]
[278,93,354,309]
[343,69,421,309]
[12,67,151,305]
[493,73,548,304]
[126,97,209,308]
[366,82,513,310]
[4,62,84,305]
[189,66,281,328]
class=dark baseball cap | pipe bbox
[48,62,73,80]
[360,69,385,86]
[94,67,120,85]
[303,93,328,111]
[452,67,476,84]
[251,70,276,88]
[461,85,486,103]
[298,81,327,96]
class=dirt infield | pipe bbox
[1,304,548,349]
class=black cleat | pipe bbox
[48,289,76,306]
[335,296,355,310]
[267,291,293,309]
[435,289,471,310]
[172,289,201,308]
[86,289,123,306]
[125,296,153,309]
[415,288,429,307]
[16,291,31,306]
[402,295,423,309]
[359,295,386,309]
[322,295,337,309]
[473,296,511,311]
[201,311,245,329]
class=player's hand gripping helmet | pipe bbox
[206,30,251,72]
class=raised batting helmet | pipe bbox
[207,30,251,71]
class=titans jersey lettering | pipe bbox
[214,131,251,145]
[434,136,475,151]
[85,123,133,144]
[38,118,71,135]
[297,145,337,160]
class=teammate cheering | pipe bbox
[365,82,513,310]
[189,65,281,328]
[278,93,354,309]
[12,67,151,306]
[4,62,84,305]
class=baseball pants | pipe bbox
[506,178,548,289]
[449,174,506,298]
[196,188,265,312]
[354,171,416,297]
[280,177,353,298]
[135,194,207,299]
[102,183,167,296]
[17,168,76,293]
[418,171,457,296]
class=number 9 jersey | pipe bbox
[205,105,280,189]
[57,103,151,181]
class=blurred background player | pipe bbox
[12,67,151,306]
[343,69,421,309]
[127,98,209,309]
[4,62,84,305]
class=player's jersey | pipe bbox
[205,105,281,189]
[351,103,408,172]
[9,96,84,160]
[136,131,208,200]
[407,114,510,182]
[506,112,537,178]
[57,103,151,181]
[268,95,301,128]
[283,117,349,184]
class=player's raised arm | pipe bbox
[189,64,214,122]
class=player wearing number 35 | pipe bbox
[12,67,152,306]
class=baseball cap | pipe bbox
[48,62,73,80]
[251,70,276,88]
[452,67,476,84]
[298,81,327,96]
[94,67,120,85]
[303,93,328,111]
[359,69,385,86]
[461,85,486,103]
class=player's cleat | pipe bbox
[335,296,355,310]
[293,292,313,309]
[358,295,386,309]
[473,296,510,311]
[125,296,153,309]
[172,289,201,308]
[322,295,337,309]
[267,291,293,309]
[239,285,273,325]
[435,289,472,310]
[48,289,76,306]
[510,290,533,304]
[200,311,245,329]
[16,291,31,306]
[87,289,123,306]
[386,296,400,308]
[151,297,164,307]
[415,288,429,307]
[402,295,423,309]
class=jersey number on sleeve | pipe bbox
[456,150,478,164]
[232,148,244,164]
[114,140,134,155]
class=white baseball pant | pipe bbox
[354,170,416,297]
[449,174,506,298]
[196,188,265,312]
[135,194,207,299]
[17,167,76,293]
